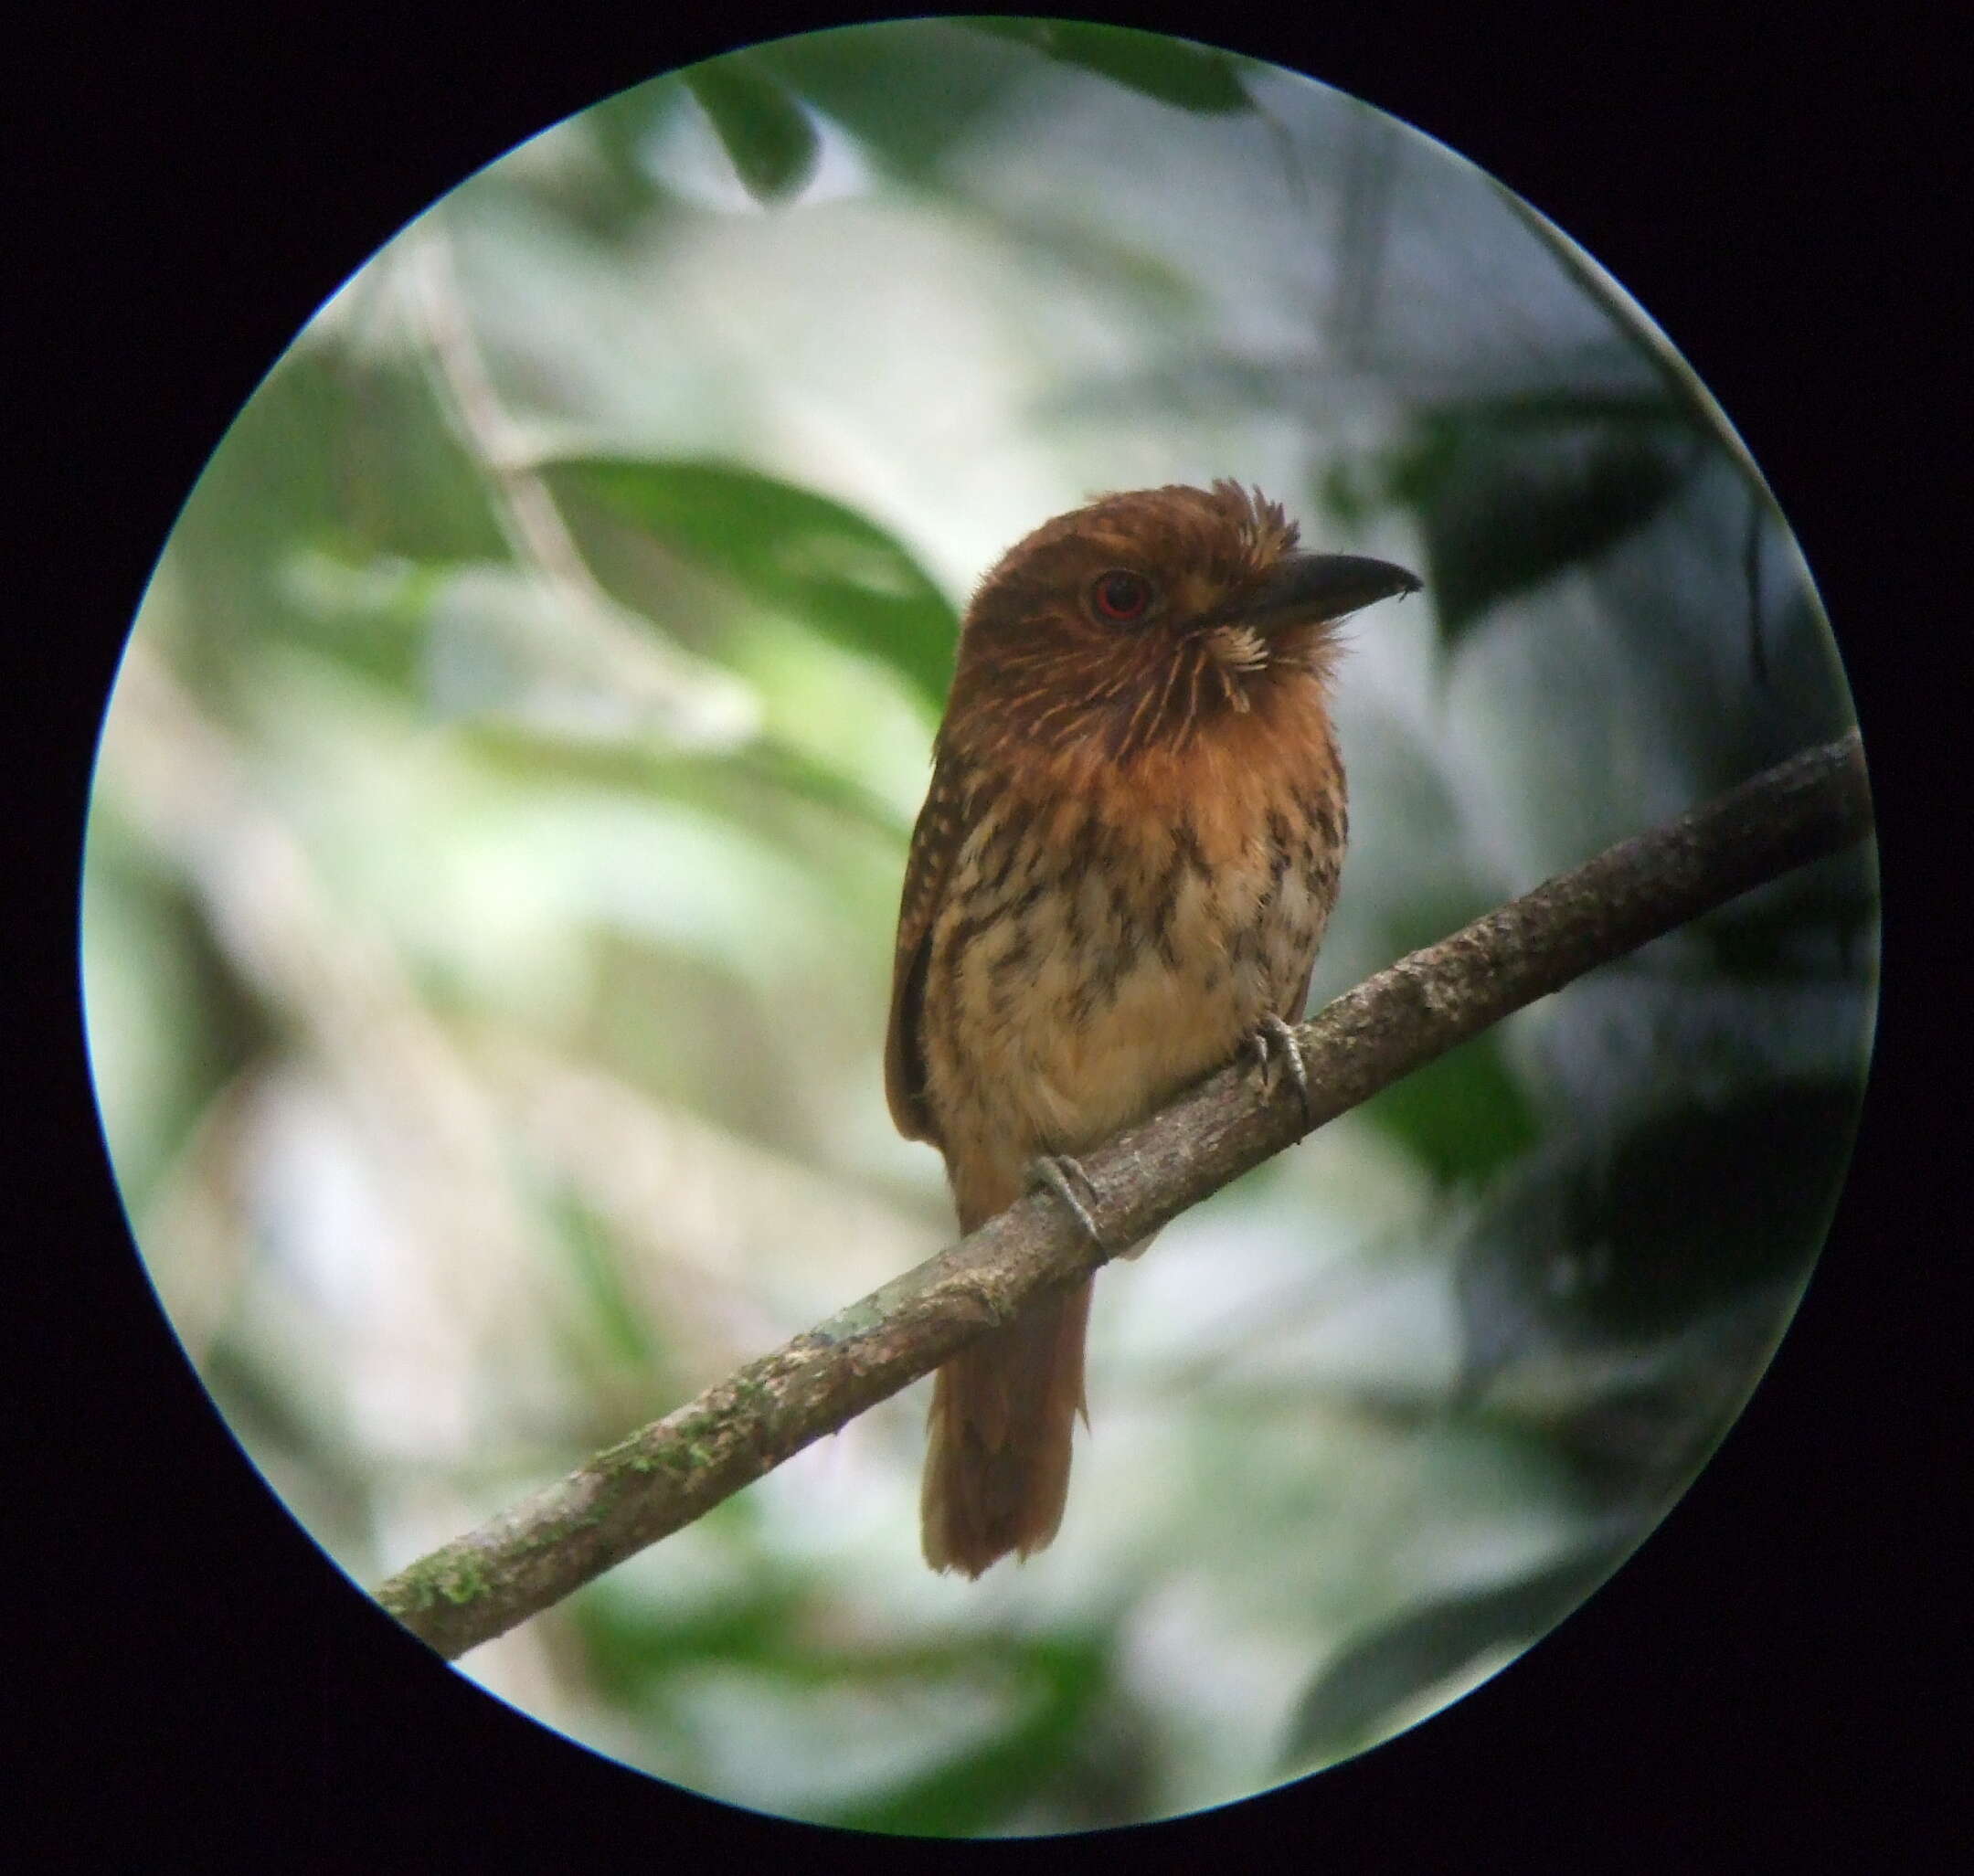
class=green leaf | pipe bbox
[681,56,822,205]
[1360,1028,1541,1185]
[1281,1542,1625,1769]
[824,1634,1111,1836]
[1453,1077,1863,1399]
[571,1582,1117,1836]
[1565,1080,1861,1338]
[572,1573,806,1701]
[551,457,960,712]
[961,19,1252,113]
[546,1182,657,1373]
[1383,397,1702,647]
[747,20,1029,181]
[462,717,915,850]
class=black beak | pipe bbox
[1242,553,1421,631]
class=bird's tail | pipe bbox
[920,1277,1093,1576]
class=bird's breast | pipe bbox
[921,697,1345,1208]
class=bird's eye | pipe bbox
[1090,569,1153,622]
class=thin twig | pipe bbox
[376,731,1871,1659]
[409,228,607,603]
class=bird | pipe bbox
[885,480,1418,1576]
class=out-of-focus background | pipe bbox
[80,20,1875,1835]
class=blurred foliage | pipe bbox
[551,456,960,710]
[1276,1075,1865,1767]
[82,19,1873,1836]
[682,59,823,206]
[1377,394,1703,645]
[1282,1537,1623,1770]
[961,19,1255,114]
[1363,1033,1544,1187]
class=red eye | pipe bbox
[1091,569,1152,621]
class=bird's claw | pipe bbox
[1248,1014,1315,1124]
[1027,1154,1106,1250]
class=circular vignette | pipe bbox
[80,18,1875,1838]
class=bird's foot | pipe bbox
[1247,1014,1315,1125]
[1026,1154,1106,1250]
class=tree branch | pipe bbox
[376,732,1872,1659]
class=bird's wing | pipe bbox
[1286,958,1318,1027]
[885,748,969,1146]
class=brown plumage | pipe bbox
[886,481,1417,1576]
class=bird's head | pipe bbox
[945,481,1418,765]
